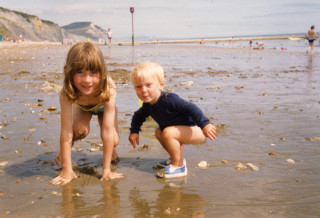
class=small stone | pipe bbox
[0,161,8,167]
[234,162,247,170]
[286,159,295,164]
[89,148,100,152]
[197,161,208,169]
[246,163,259,171]
[47,107,57,111]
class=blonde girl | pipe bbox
[50,42,123,185]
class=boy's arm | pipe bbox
[171,93,210,129]
[128,106,148,148]
[202,123,217,141]
[128,133,139,148]
[170,93,217,140]
[129,106,148,134]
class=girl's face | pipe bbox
[133,73,164,105]
[73,69,100,96]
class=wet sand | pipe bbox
[0,41,320,217]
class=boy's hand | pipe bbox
[128,133,139,148]
[202,124,217,141]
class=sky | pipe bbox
[1,0,320,40]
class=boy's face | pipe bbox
[133,73,164,105]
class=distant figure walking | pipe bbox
[107,28,113,48]
[306,25,317,54]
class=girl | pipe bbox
[50,42,123,186]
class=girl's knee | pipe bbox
[73,127,89,141]
[114,133,120,147]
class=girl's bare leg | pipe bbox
[98,105,120,164]
[55,105,92,166]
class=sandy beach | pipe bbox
[0,40,319,217]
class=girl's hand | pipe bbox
[100,169,124,181]
[202,124,217,141]
[49,170,78,186]
[128,133,139,148]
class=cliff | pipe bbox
[62,22,108,42]
[0,7,106,42]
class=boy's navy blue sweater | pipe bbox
[130,91,210,134]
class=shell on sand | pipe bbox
[234,162,247,170]
[197,161,208,169]
[246,163,259,171]
[0,161,8,167]
[286,159,295,164]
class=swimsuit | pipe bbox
[77,103,104,115]
[308,37,314,43]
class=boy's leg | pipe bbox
[155,128,186,153]
[160,126,205,167]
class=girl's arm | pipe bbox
[100,92,123,180]
[50,93,77,185]
[59,93,74,173]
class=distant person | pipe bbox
[128,62,217,178]
[306,25,317,54]
[49,42,123,186]
[249,40,253,49]
[107,28,113,47]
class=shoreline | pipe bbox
[117,35,305,45]
[0,35,305,47]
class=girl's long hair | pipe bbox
[62,42,115,102]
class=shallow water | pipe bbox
[0,41,319,217]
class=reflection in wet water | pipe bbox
[129,178,206,217]
[60,180,121,217]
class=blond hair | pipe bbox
[62,42,115,102]
[131,62,165,84]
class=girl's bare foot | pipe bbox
[50,173,78,186]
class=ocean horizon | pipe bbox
[118,32,306,42]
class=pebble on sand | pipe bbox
[0,161,8,167]
[197,161,208,169]
[246,163,259,171]
[234,162,247,170]
[286,159,295,164]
